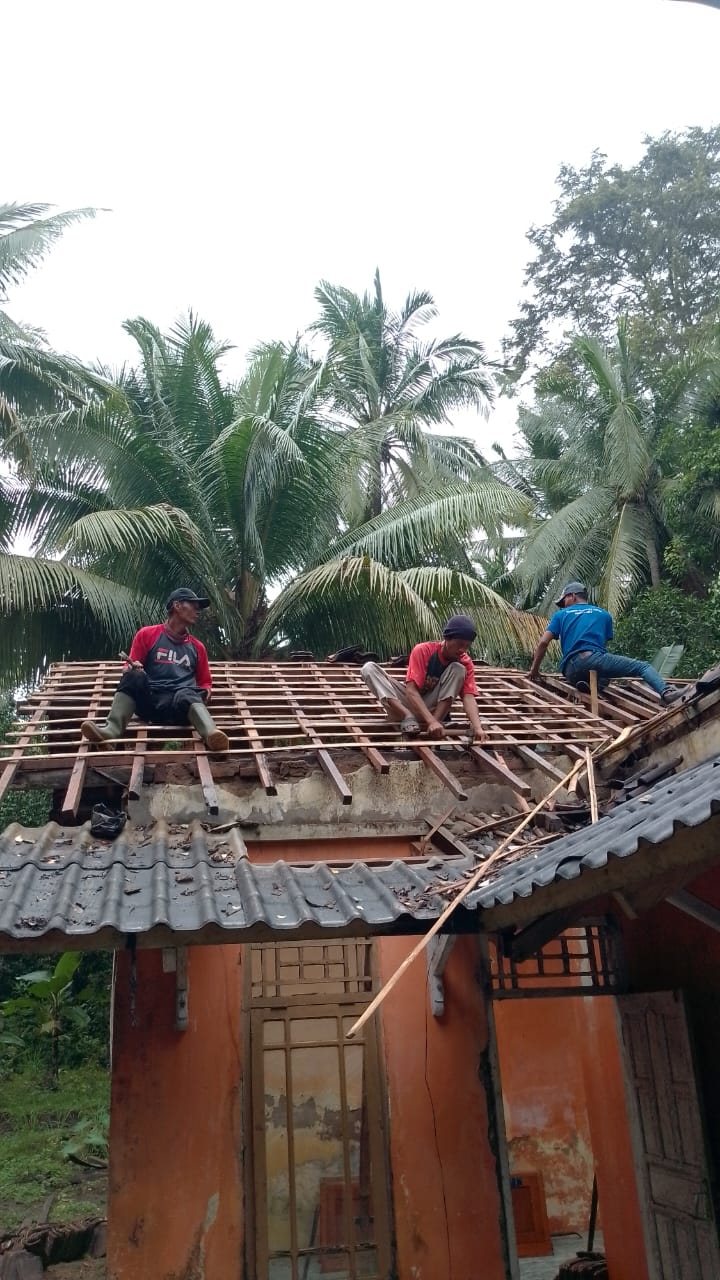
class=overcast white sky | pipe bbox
[4,0,720,451]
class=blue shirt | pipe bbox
[547,603,613,672]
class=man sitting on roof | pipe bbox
[528,581,681,704]
[360,615,486,740]
[80,588,230,752]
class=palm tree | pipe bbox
[18,312,540,672]
[313,270,493,524]
[0,203,100,442]
[0,202,158,686]
[512,321,715,614]
[16,319,341,658]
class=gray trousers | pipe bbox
[360,660,466,720]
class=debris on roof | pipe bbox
[0,819,478,944]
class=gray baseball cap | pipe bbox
[554,581,587,607]
[166,587,210,609]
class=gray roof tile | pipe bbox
[0,821,474,942]
[3,753,720,945]
[466,753,720,909]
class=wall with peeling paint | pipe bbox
[495,998,595,1235]
[107,936,512,1280]
[377,935,509,1280]
[108,946,244,1280]
[576,999,650,1280]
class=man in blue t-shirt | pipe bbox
[528,581,681,704]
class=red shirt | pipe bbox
[128,624,212,693]
[406,641,478,697]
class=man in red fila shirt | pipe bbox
[81,588,229,753]
[361,614,486,740]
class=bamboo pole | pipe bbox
[585,746,599,824]
[345,755,585,1039]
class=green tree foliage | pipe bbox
[0,950,111,1076]
[509,323,717,612]
[11,298,540,672]
[0,202,98,438]
[0,203,152,684]
[614,583,720,678]
[313,270,493,522]
[505,128,720,376]
[0,694,49,828]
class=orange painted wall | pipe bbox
[377,935,509,1280]
[107,946,244,1280]
[622,865,720,992]
[577,999,650,1280]
[107,936,512,1280]
[495,998,594,1234]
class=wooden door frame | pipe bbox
[480,936,521,1280]
[616,989,720,1280]
[242,942,394,1280]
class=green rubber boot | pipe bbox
[188,701,229,753]
[81,692,136,747]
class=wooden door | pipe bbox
[618,991,720,1279]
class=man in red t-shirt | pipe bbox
[81,588,229,753]
[361,615,486,740]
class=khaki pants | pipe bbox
[360,660,466,721]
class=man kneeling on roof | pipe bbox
[81,588,230,753]
[360,615,486,741]
[528,581,681,705]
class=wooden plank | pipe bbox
[128,727,147,801]
[463,743,532,796]
[412,745,468,801]
[506,741,569,785]
[0,698,53,803]
[193,742,219,816]
[224,665,276,795]
[60,665,109,820]
[666,890,720,934]
[588,668,599,717]
[311,664,390,774]
[272,665,352,805]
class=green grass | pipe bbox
[0,1064,109,1226]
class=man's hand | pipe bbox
[130,660,144,671]
[528,670,543,684]
[202,689,212,704]
[427,717,446,740]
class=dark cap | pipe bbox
[166,588,210,610]
[443,613,477,641]
[554,581,587,607]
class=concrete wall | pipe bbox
[577,999,650,1280]
[377,934,509,1280]
[108,936,511,1280]
[495,998,594,1234]
[108,946,245,1280]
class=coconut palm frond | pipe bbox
[601,502,656,615]
[0,203,96,296]
[331,480,531,567]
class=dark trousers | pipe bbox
[117,670,206,725]
[564,649,666,696]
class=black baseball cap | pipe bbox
[166,588,210,610]
[554,581,587,606]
